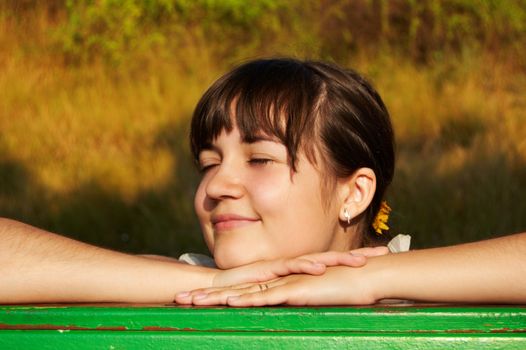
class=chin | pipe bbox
[214,252,246,269]
[213,246,259,269]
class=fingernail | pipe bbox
[193,293,208,300]
[176,291,190,298]
[313,262,324,268]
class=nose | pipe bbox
[205,162,244,200]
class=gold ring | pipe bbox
[258,284,269,291]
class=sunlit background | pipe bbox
[1,0,525,256]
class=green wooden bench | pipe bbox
[1,304,525,349]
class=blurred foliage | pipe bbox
[49,0,526,65]
[56,0,288,65]
[0,0,525,255]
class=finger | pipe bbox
[241,259,326,282]
[175,282,259,304]
[226,287,287,307]
[174,289,205,304]
[174,292,192,304]
[300,251,367,267]
[279,258,327,276]
[192,283,270,306]
[350,246,389,257]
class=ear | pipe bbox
[338,168,376,224]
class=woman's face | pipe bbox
[194,125,348,268]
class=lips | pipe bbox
[211,214,260,231]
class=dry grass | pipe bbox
[361,55,526,247]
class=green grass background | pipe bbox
[0,0,525,256]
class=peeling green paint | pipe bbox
[1,330,526,349]
[0,305,524,349]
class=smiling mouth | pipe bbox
[214,220,258,231]
[212,215,260,231]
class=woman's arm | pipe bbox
[0,218,369,304]
[0,218,215,303]
[372,231,526,304]
[177,232,526,306]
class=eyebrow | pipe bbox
[198,144,219,155]
[242,134,280,143]
[199,135,281,154]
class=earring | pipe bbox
[344,208,351,224]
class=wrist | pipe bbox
[336,263,387,305]
[362,255,396,302]
[177,262,217,290]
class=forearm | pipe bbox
[0,218,215,303]
[369,232,526,303]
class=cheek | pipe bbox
[194,180,206,217]
[245,170,290,212]
[248,167,325,215]
[194,179,215,250]
[247,169,333,252]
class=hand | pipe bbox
[176,265,378,306]
[175,247,388,305]
[350,246,389,257]
[212,246,389,288]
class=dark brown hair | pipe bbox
[190,58,394,244]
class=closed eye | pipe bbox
[199,163,219,173]
[248,158,274,166]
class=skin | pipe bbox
[177,232,526,306]
[0,125,382,304]
[194,127,376,269]
[174,124,390,304]
[0,218,373,303]
[2,122,524,305]
[4,116,522,306]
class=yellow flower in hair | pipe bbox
[372,201,391,235]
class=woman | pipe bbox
[1,58,524,305]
